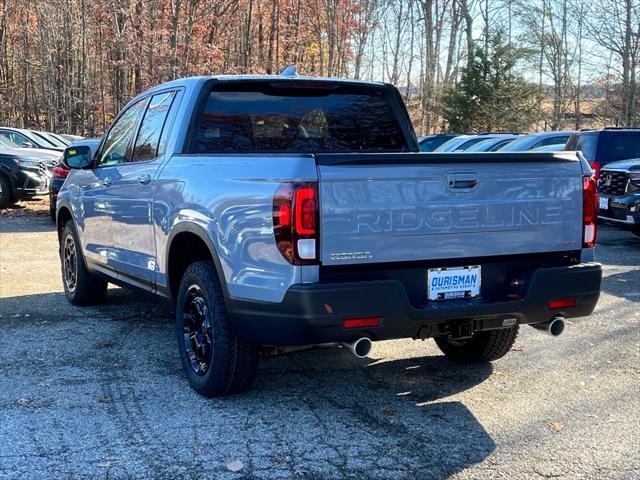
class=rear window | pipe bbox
[566,133,597,161]
[192,83,409,154]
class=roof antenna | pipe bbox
[280,65,299,77]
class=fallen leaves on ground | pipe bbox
[548,422,564,432]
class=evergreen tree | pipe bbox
[443,33,543,133]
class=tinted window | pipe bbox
[419,135,456,152]
[193,84,408,153]
[132,92,176,162]
[601,132,640,162]
[0,137,20,148]
[534,135,570,148]
[489,139,516,151]
[98,99,147,166]
[435,136,471,152]
[0,131,30,147]
[456,137,488,151]
[31,131,59,147]
[566,133,597,161]
[34,131,66,147]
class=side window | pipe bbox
[1,131,28,146]
[534,135,570,149]
[0,132,13,144]
[97,99,147,167]
[132,91,176,162]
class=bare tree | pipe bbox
[586,0,640,126]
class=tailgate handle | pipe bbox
[447,173,477,189]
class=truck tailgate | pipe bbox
[316,152,584,266]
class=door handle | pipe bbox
[137,174,152,185]
[102,177,112,187]
[447,173,478,189]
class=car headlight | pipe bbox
[630,173,640,185]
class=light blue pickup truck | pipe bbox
[56,74,602,397]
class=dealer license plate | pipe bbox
[428,266,481,301]
[599,197,609,210]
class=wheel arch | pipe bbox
[56,206,73,241]
[165,222,228,303]
[0,165,16,202]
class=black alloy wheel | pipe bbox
[182,285,214,375]
[63,234,78,293]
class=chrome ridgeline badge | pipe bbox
[330,251,373,261]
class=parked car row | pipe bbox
[4,120,640,242]
[418,130,574,153]
[420,128,640,237]
[0,127,83,209]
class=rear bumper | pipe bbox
[228,263,602,345]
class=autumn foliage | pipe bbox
[0,0,362,135]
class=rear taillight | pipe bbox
[590,161,601,181]
[52,165,70,179]
[583,176,598,248]
[273,182,318,265]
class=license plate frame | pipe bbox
[427,265,481,301]
[599,196,609,210]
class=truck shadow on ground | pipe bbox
[0,216,56,234]
[0,289,495,479]
[250,350,496,477]
[601,269,640,303]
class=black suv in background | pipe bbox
[0,149,50,208]
[597,159,640,236]
[565,128,640,180]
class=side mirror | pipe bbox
[22,141,36,148]
[63,145,93,169]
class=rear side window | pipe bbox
[534,135,570,148]
[132,91,176,162]
[600,132,640,162]
[456,137,488,151]
[419,136,455,152]
[192,83,408,153]
[566,133,597,161]
[0,131,29,147]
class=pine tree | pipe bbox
[443,33,543,133]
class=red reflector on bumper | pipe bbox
[548,298,576,309]
[343,317,380,329]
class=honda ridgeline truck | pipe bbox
[57,74,602,397]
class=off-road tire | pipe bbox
[0,174,11,209]
[434,325,519,363]
[60,220,108,305]
[176,261,259,397]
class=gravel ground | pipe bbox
[0,210,638,480]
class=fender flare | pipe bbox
[164,221,230,301]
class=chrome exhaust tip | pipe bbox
[342,337,372,358]
[531,317,565,337]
